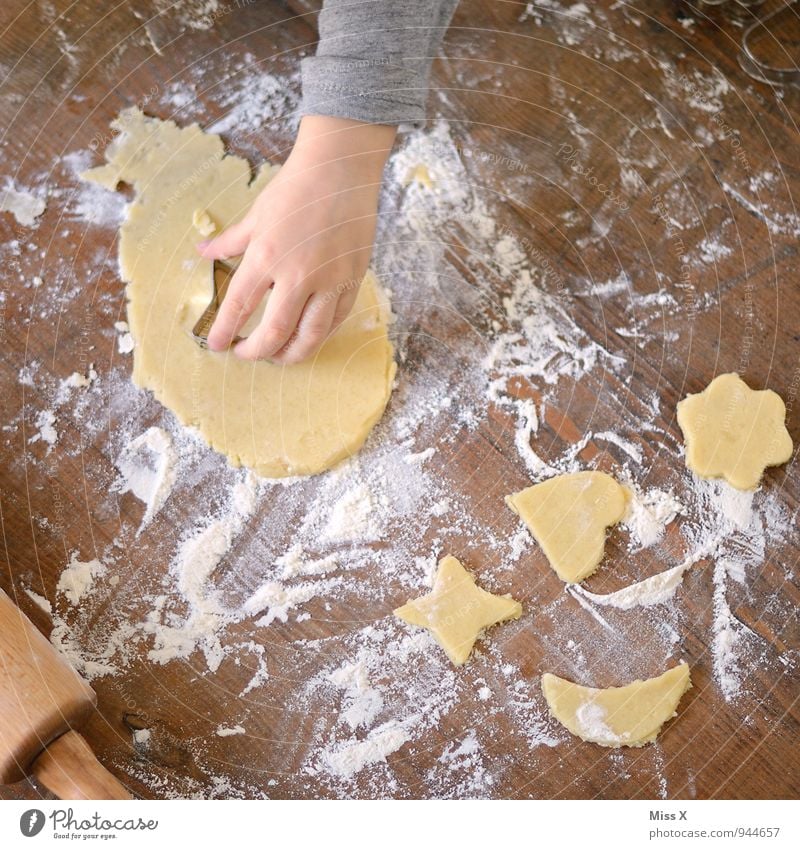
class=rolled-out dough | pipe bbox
[541,663,691,748]
[394,555,522,665]
[83,108,396,477]
[677,373,792,491]
[505,471,627,583]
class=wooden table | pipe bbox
[1,0,798,799]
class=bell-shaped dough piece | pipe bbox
[505,471,627,583]
[542,663,691,748]
[677,373,793,491]
[394,555,522,666]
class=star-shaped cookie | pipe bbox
[677,373,793,490]
[394,555,522,665]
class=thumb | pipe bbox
[197,217,252,260]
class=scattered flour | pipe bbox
[56,553,107,606]
[244,576,343,628]
[49,619,126,680]
[574,701,627,744]
[571,561,692,611]
[323,482,384,543]
[62,150,127,227]
[430,729,492,797]
[511,398,555,478]
[133,728,152,746]
[276,545,338,579]
[25,588,53,615]
[144,473,260,672]
[216,724,246,737]
[116,321,135,354]
[55,367,97,404]
[404,447,436,465]
[329,659,385,731]
[0,181,46,225]
[622,485,684,550]
[114,427,177,529]
[321,722,410,779]
[28,410,58,449]
[18,362,39,388]
[712,558,748,702]
[206,68,298,137]
[698,238,733,265]
[152,0,222,31]
[509,527,530,562]
[679,480,790,701]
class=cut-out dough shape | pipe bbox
[83,109,396,478]
[541,663,691,748]
[506,471,627,583]
[394,555,522,665]
[677,373,792,490]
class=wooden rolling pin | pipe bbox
[0,587,130,799]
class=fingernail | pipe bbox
[196,240,210,251]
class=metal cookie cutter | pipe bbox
[191,258,242,349]
[739,1,800,85]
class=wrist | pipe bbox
[293,115,397,179]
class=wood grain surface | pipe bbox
[0,0,798,800]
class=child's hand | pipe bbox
[198,116,396,363]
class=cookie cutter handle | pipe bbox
[191,259,241,349]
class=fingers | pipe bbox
[197,217,251,260]
[329,285,359,335]
[233,281,312,361]
[271,294,339,365]
[206,250,272,351]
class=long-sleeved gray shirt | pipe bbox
[300,0,459,127]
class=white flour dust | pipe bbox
[574,701,625,745]
[685,482,789,702]
[56,553,107,606]
[622,484,684,551]
[115,320,135,354]
[61,151,127,228]
[114,427,177,529]
[55,367,97,404]
[0,181,46,225]
[145,473,260,672]
[572,561,692,611]
[29,410,58,450]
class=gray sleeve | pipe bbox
[300,0,459,127]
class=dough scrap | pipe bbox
[403,164,434,189]
[394,555,522,665]
[541,663,691,748]
[506,471,627,583]
[191,208,217,236]
[83,109,396,477]
[677,373,792,491]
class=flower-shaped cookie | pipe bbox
[677,373,793,490]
